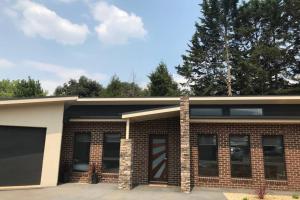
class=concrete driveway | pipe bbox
[0,183,227,200]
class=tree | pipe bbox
[104,75,145,97]
[178,0,300,95]
[55,76,104,97]
[232,0,299,95]
[13,77,46,97]
[148,62,180,96]
[177,0,231,96]
[0,79,15,97]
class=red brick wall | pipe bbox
[61,120,300,191]
[190,123,300,191]
[130,118,181,186]
[61,118,181,186]
[61,122,126,183]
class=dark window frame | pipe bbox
[72,132,91,172]
[229,134,252,178]
[198,134,219,177]
[102,132,121,173]
[262,135,287,180]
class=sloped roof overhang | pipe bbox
[122,106,180,122]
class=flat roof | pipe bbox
[0,96,78,106]
[2,96,300,106]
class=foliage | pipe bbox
[178,0,300,96]
[292,194,299,199]
[104,75,146,97]
[148,62,181,96]
[0,77,46,98]
[0,79,15,97]
[13,77,47,97]
[242,197,249,200]
[55,76,104,97]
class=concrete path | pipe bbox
[0,183,227,200]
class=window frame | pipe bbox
[198,134,219,177]
[102,132,121,173]
[229,134,252,179]
[72,132,91,172]
[262,135,287,180]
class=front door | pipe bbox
[149,135,168,183]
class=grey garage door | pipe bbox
[0,126,46,186]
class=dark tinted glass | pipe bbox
[230,108,263,116]
[103,133,121,173]
[263,136,286,180]
[230,135,251,178]
[198,135,218,176]
[191,108,223,116]
[73,133,91,172]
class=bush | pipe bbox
[242,197,249,200]
[293,194,299,199]
[255,185,267,199]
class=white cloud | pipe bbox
[0,58,15,69]
[92,1,147,45]
[24,60,107,94]
[7,0,89,45]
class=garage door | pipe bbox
[0,126,46,186]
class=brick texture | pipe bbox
[61,118,181,186]
[60,118,300,191]
[61,122,126,183]
[190,123,300,191]
[180,96,191,193]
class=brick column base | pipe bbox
[118,139,134,190]
[180,96,191,193]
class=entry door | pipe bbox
[149,135,168,183]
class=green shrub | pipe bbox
[292,194,299,199]
[242,197,249,200]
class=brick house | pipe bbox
[0,96,300,192]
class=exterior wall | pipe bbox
[61,116,300,191]
[61,122,126,183]
[190,123,300,191]
[131,118,181,186]
[0,103,65,187]
[61,118,181,186]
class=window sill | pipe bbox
[198,176,219,182]
[266,180,288,185]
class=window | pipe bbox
[230,108,263,116]
[73,133,91,172]
[230,135,251,178]
[263,136,286,180]
[198,135,218,176]
[191,108,223,116]
[103,133,121,173]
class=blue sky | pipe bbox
[0,0,200,94]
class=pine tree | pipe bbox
[177,0,232,96]
[148,62,180,96]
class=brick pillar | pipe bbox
[180,96,191,193]
[118,139,134,190]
